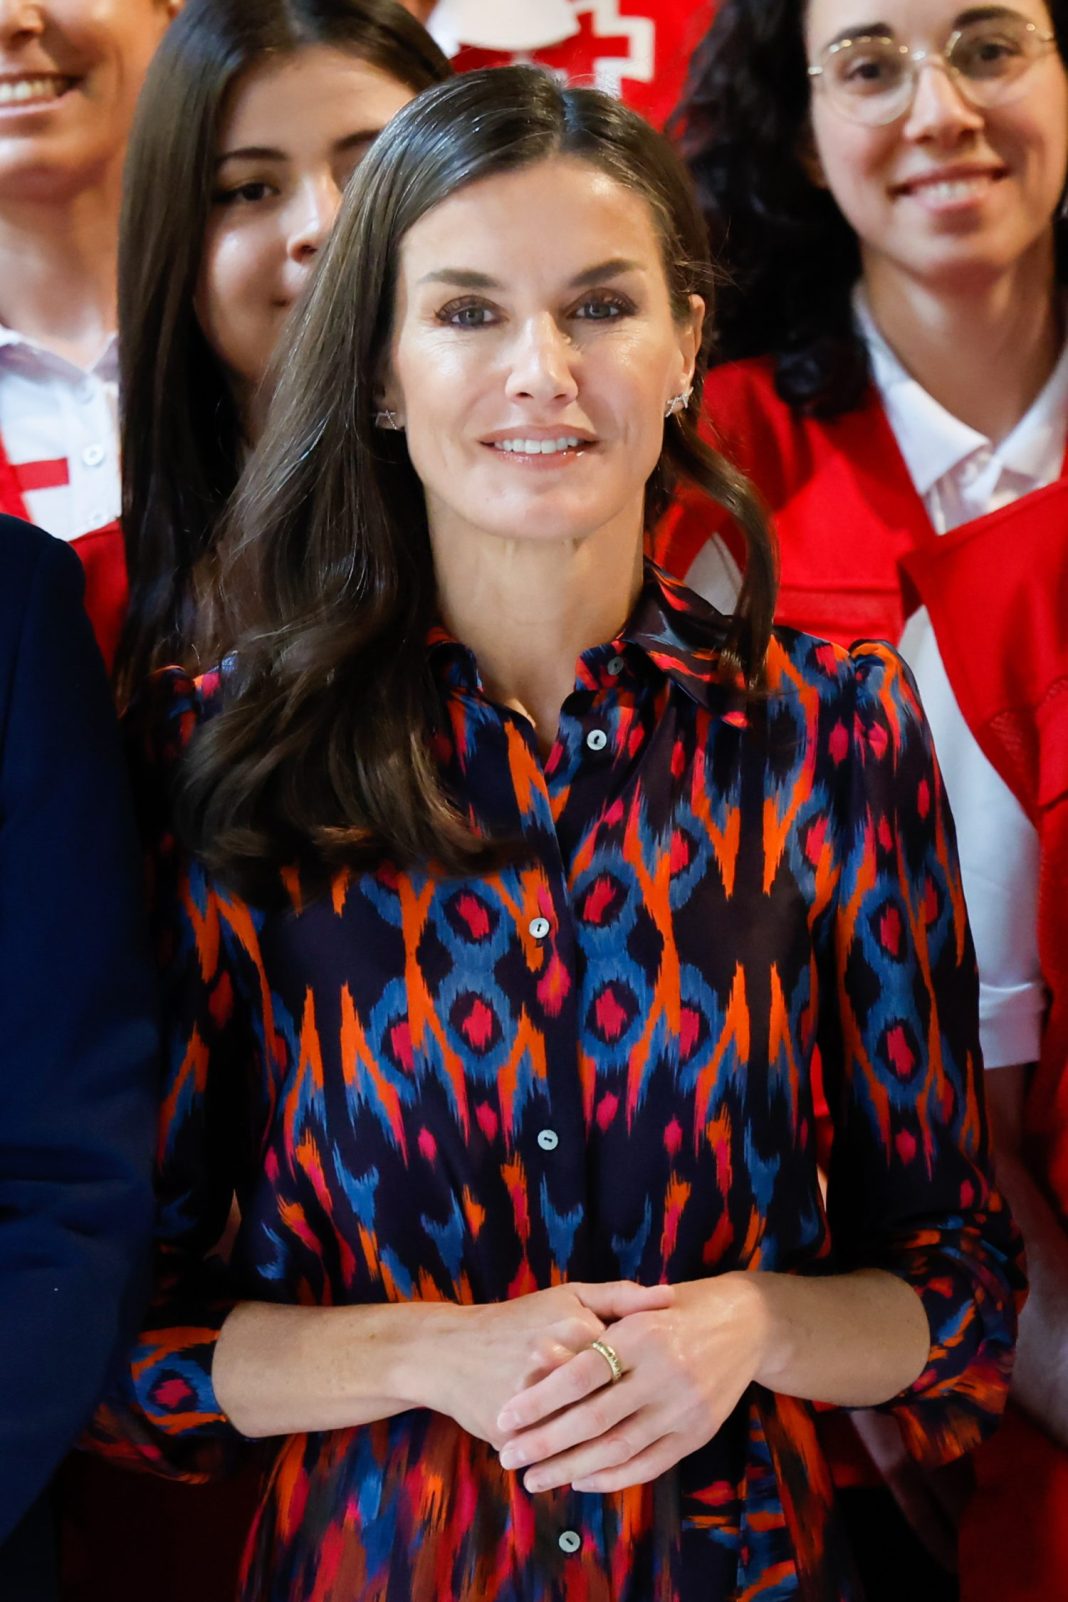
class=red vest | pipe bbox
[903,482,1068,1602]
[0,430,126,671]
[654,361,1068,1602]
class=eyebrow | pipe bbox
[415,257,647,291]
[215,130,380,166]
[821,5,1024,49]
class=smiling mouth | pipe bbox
[0,75,77,108]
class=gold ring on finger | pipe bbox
[588,1338,625,1385]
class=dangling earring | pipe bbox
[374,408,403,430]
[664,386,693,419]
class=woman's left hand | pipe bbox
[495,1274,769,1494]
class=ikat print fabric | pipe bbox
[93,566,1024,1602]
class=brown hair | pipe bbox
[114,0,451,707]
[180,66,778,899]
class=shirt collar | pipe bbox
[0,319,119,381]
[428,563,742,716]
[854,284,1068,496]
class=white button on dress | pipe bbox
[585,729,608,753]
[528,916,551,940]
[536,1129,559,1152]
[558,1530,581,1555]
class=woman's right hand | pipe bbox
[408,1281,673,1451]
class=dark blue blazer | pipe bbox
[0,519,157,1597]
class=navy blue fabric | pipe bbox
[0,518,157,1594]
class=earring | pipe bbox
[374,408,403,430]
[665,387,693,419]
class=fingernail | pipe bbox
[499,1445,522,1470]
[497,1409,518,1432]
[524,1472,546,1493]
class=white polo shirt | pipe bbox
[855,288,1065,1070]
[0,322,120,542]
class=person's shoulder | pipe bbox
[768,627,918,709]
[0,517,82,614]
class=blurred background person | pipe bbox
[0,518,156,1602]
[114,0,449,706]
[655,3,1068,1598]
[0,0,181,668]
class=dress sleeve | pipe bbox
[89,670,251,1480]
[818,640,1027,1468]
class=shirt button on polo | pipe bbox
[537,1129,559,1152]
[585,728,608,753]
[82,443,105,467]
[528,916,551,940]
[558,1530,581,1555]
[606,656,625,677]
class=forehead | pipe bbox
[805,0,1054,48]
[398,156,667,281]
[218,44,413,148]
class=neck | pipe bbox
[0,177,121,368]
[433,512,645,757]
[862,241,1062,443]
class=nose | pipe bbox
[504,313,579,405]
[286,173,343,264]
[0,2,44,40]
[902,58,985,144]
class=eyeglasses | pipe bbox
[807,12,1057,126]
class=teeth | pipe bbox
[918,177,991,202]
[493,436,584,455]
[0,77,70,106]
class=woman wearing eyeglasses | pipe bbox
[657,4,1068,1600]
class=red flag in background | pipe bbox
[430,0,713,128]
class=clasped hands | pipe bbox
[442,1274,770,1496]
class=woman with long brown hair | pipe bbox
[113,0,450,707]
[95,67,1023,1602]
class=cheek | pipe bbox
[810,110,889,212]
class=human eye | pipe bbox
[953,22,1028,79]
[571,290,636,322]
[213,179,276,207]
[436,298,499,329]
[832,38,903,94]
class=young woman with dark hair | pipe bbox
[0,0,180,669]
[91,65,1023,1602]
[656,4,1068,1597]
[113,0,450,708]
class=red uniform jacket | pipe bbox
[655,355,937,646]
[654,357,1068,1602]
[0,432,126,671]
[905,484,1068,1602]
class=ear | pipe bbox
[798,122,829,189]
[373,369,406,430]
[674,293,704,394]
